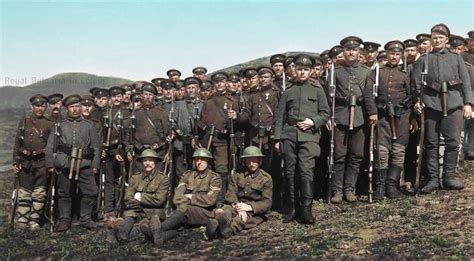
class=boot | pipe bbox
[299,180,315,225]
[139,218,152,240]
[216,173,228,208]
[283,176,295,223]
[56,197,72,232]
[373,169,387,201]
[154,210,185,246]
[80,196,100,229]
[442,147,464,190]
[422,146,440,194]
[386,165,403,199]
[330,191,343,204]
[216,210,233,239]
[344,190,357,202]
[105,230,118,244]
[204,219,219,241]
[117,217,135,242]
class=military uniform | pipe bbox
[274,54,330,223]
[411,24,473,193]
[13,95,54,229]
[365,40,413,199]
[45,95,101,230]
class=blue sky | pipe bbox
[1,0,473,86]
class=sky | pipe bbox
[1,0,473,86]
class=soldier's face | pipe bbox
[170,75,180,82]
[258,73,273,87]
[244,157,261,173]
[214,80,227,93]
[452,45,466,55]
[227,81,240,92]
[311,66,322,78]
[156,87,163,97]
[295,65,312,81]
[175,88,186,100]
[387,51,402,66]
[431,32,448,51]
[418,40,432,54]
[186,84,198,98]
[163,88,175,99]
[31,103,47,117]
[366,50,378,63]
[96,97,109,108]
[141,91,155,106]
[123,91,131,103]
[358,52,367,64]
[247,76,259,90]
[111,94,123,107]
[200,90,212,100]
[81,104,94,117]
[67,103,81,119]
[405,47,418,61]
[194,157,209,172]
[343,48,359,63]
[272,63,284,77]
[468,38,474,51]
[50,102,61,114]
[286,63,296,77]
[195,73,207,81]
[378,58,388,66]
[142,158,156,172]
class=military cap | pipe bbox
[403,39,418,48]
[416,33,431,43]
[192,66,207,74]
[80,95,95,106]
[242,67,258,79]
[284,56,294,68]
[192,148,213,159]
[94,88,109,98]
[160,79,176,90]
[151,77,164,85]
[228,73,241,83]
[131,89,143,101]
[384,40,405,52]
[137,149,162,160]
[47,93,64,104]
[294,54,315,67]
[257,66,274,76]
[340,36,363,49]
[314,57,323,66]
[29,94,48,105]
[166,69,181,78]
[363,41,381,52]
[377,51,387,60]
[120,83,133,92]
[62,94,82,107]
[141,82,158,94]
[449,35,468,47]
[211,71,229,82]
[320,50,330,59]
[183,76,202,86]
[175,80,185,89]
[240,146,264,159]
[329,45,344,59]
[201,80,213,90]
[468,31,474,39]
[431,23,450,37]
[89,87,99,95]
[270,54,286,65]
[109,86,125,96]
[132,81,147,89]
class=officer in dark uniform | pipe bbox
[274,54,330,224]
[412,24,473,193]
[242,67,260,93]
[270,54,286,91]
[284,56,296,82]
[365,40,413,199]
[329,36,371,204]
[416,33,432,55]
[402,39,419,76]
[363,41,381,68]
[329,45,345,66]
[199,80,214,101]
[167,69,182,82]
[90,88,109,123]
[45,95,102,231]
[47,93,64,121]
[12,95,55,230]
[449,35,468,54]
[156,80,175,111]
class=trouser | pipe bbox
[375,112,410,169]
[104,154,122,213]
[222,204,265,232]
[17,165,48,224]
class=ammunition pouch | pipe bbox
[57,144,94,160]
[335,96,364,107]
[426,80,462,92]
[19,148,46,161]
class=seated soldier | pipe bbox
[205,146,272,240]
[106,149,169,243]
[152,148,221,246]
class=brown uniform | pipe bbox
[129,105,168,157]
[221,168,272,232]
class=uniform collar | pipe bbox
[194,169,209,178]
[244,168,261,179]
[431,47,448,54]
[142,169,158,181]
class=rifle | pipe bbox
[387,103,398,140]
[368,123,376,203]
[282,71,286,92]
[228,103,237,172]
[10,112,26,228]
[97,105,112,218]
[441,82,448,117]
[115,109,128,217]
[165,96,175,217]
[45,111,61,231]
[327,63,336,203]
[207,125,216,150]
[415,55,428,194]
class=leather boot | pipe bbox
[216,210,233,239]
[373,169,387,201]
[139,218,152,241]
[204,219,219,241]
[442,147,464,190]
[386,165,403,198]
[299,180,315,225]
[117,217,135,242]
[56,197,72,232]
[283,175,295,223]
[154,210,185,246]
[80,196,100,229]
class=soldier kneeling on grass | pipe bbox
[204,146,273,240]
[106,149,169,243]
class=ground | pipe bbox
[0,163,473,259]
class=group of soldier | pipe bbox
[10,23,474,246]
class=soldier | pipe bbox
[462,31,474,159]
[175,83,187,101]
[121,84,134,111]
[156,80,175,111]
[12,95,55,230]
[45,95,101,231]
[199,80,214,101]
[320,49,332,81]
[242,67,260,92]
[412,23,473,193]
[80,95,102,131]
[311,57,324,82]
[227,73,242,95]
[106,149,169,243]
[274,54,330,224]
[329,45,345,66]
[270,54,286,91]
[47,93,64,121]
[198,72,242,206]
[363,41,381,68]
[462,31,474,65]
[90,88,109,122]
[167,69,182,82]
[152,148,221,246]
[205,146,272,240]
[328,36,371,204]
[416,33,432,55]
[193,66,208,81]
[358,47,367,64]
[377,51,388,67]
[364,40,413,199]
[284,56,296,82]
[402,39,419,76]
[449,35,468,54]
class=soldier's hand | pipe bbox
[368,114,378,125]
[101,150,106,158]
[409,118,419,134]
[238,211,248,223]
[184,194,193,200]
[127,152,133,162]
[92,168,99,175]
[134,192,142,202]
[296,118,314,131]
[234,202,252,212]
[414,102,424,114]
[115,154,124,162]
[227,110,237,120]
[274,142,280,154]
[463,104,472,120]
[12,163,21,174]
[326,120,332,131]
[166,134,175,144]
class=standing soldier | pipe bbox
[193,66,208,82]
[45,95,101,231]
[416,33,432,55]
[156,80,175,111]
[462,31,474,64]
[167,69,182,82]
[329,45,345,66]
[328,36,371,204]
[90,88,109,122]
[284,56,296,82]
[363,41,381,68]
[107,149,169,243]
[274,54,330,224]
[462,31,474,159]
[448,35,468,54]
[47,93,64,121]
[152,148,221,246]
[412,24,473,193]
[12,95,55,230]
[199,80,214,101]
[121,84,134,111]
[402,39,419,76]
[205,146,272,240]
[270,54,286,91]
[377,51,388,67]
[364,40,413,199]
